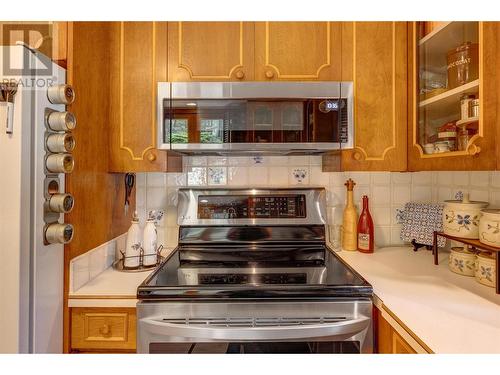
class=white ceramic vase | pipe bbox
[142,218,158,267]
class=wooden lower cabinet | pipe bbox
[70,307,136,353]
[377,308,416,354]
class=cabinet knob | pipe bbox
[99,324,110,336]
[235,70,245,80]
[265,70,275,79]
[352,151,363,161]
[147,152,157,162]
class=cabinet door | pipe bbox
[408,22,497,171]
[328,22,408,172]
[376,307,418,354]
[168,22,254,81]
[109,22,181,172]
[255,22,342,81]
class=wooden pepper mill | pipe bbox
[342,178,358,251]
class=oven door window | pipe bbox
[149,341,360,354]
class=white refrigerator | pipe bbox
[0,45,75,353]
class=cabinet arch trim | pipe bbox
[177,22,244,79]
[353,22,397,161]
[119,22,157,161]
[264,22,331,79]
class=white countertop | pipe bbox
[337,246,500,354]
[68,267,153,307]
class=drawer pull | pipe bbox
[99,324,111,336]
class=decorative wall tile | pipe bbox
[167,173,187,187]
[289,167,310,185]
[208,167,227,185]
[187,167,207,186]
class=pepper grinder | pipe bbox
[342,179,358,251]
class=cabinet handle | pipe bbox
[235,70,245,80]
[352,151,363,161]
[99,324,110,336]
[265,70,275,79]
[147,152,157,162]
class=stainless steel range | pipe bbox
[137,188,373,354]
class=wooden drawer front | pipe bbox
[71,308,136,351]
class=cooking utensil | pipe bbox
[124,173,135,215]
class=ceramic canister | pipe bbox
[475,252,497,288]
[448,246,476,276]
[478,209,500,247]
[442,193,488,239]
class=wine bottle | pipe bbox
[357,195,374,253]
[342,179,358,251]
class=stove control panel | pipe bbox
[198,194,306,219]
[198,273,307,285]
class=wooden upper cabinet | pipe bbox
[168,22,254,81]
[108,22,181,173]
[325,22,408,172]
[255,22,342,81]
[408,22,498,171]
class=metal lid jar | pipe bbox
[442,193,488,239]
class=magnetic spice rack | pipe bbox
[433,231,500,294]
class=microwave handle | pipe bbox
[139,316,370,342]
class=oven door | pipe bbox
[137,300,373,354]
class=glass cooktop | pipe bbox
[137,245,372,300]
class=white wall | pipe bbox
[136,156,500,248]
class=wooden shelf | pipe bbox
[456,116,479,126]
[419,80,479,119]
[433,231,499,294]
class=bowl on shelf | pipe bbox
[442,193,489,239]
[448,246,476,276]
[475,252,497,288]
[423,143,435,154]
[478,209,500,248]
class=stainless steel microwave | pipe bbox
[157,82,353,155]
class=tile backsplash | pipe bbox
[136,155,500,249]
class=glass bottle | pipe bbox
[357,195,374,253]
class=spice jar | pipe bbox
[460,94,475,120]
[457,127,469,151]
[470,99,480,118]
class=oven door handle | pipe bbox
[139,316,370,341]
